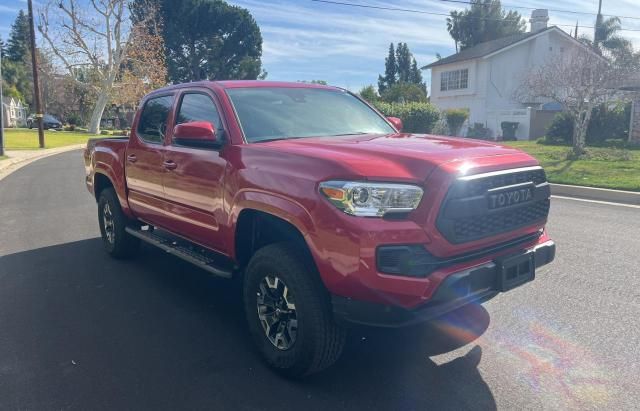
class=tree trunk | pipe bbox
[572,111,590,157]
[88,92,110,134]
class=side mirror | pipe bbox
[387,116,403,132]
[173,121,220,148]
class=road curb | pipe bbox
[551,183,640,206]
[0,144,85,182]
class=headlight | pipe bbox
[319,181,423,217]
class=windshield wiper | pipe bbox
[329,132,369,137]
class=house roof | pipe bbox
[422,27,557,69]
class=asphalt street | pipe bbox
[0,150,638,410]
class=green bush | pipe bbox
[587,102,631,145]
[444,109,469,136]
[544,103,631,146]
[544,112,574,145]
[501,121,519,141]
[467,122,491,139]
[66,113,81,126]
[373,101,440,133]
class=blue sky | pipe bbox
[2,0,639,91]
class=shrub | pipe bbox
[373,101,440,133]
[544,112,573,145]
[100,130,113,135]
[444,108,469,136]
[466,122,491,139]
[66,113,81,126]
[587,102,631,145]
[544,102,631,146]
[501,121,519,141]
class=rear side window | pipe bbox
[176,93,222,129]
[137,95,174,143]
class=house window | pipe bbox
[440,68,469,91]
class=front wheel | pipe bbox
[97,188,140,259]
[243,243,346,378]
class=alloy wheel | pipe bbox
[102,202,115,244]
[256,275,298,350]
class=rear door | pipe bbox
[160,89,230,252]
[125,94,174,226]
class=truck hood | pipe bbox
[255,133,538,181]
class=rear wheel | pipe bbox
[243,243,346,377]
[98,188,140,258]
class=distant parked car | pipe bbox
[27,114,63,130]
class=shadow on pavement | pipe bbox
[0,238,495,410]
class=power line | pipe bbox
[310,0,640,32]
[438,0,640,21]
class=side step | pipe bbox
[125,226,235,279]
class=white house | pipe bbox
[1,96,29,128]
[424,9,588,140]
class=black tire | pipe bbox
[243,242,346,378]
[97,188,140,259]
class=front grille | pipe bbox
[452,199,550,241]
[437,167,550,244]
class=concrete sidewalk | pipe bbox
[0,144,85,182]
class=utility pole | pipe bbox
[594,0,603,47]
[0,47,5,157]
[28,0,45,149]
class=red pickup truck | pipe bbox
[85,80,555,377]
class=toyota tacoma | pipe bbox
[84,81,555,377]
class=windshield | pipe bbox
[44,115,58,122]
[226,87,395,143]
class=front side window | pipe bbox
[441,68,469,91]
[137,95,174,144]
[176,93,222,129]
[226,87,395,143]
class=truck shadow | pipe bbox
[0,238,496,410]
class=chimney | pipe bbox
[530,9,549,32]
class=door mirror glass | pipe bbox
[387,116,403,132]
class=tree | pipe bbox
[112,2,167,108]
[395,43,412,83]
[381,82,427,103]
[518,47,634,156]
[446,1,525,51]
[3,11,33,107]
[358,85,378,103]
[377,42,427,100]
[409,58,424,91]
[39,0,137,134]
[377,43,396,94]
[160,0,265,83]
[6,10,31,62]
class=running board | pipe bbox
[125,227,234,279]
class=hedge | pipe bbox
[373,101,440,133]
[544,102,631,145]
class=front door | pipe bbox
[161,90,229,253]
[125,94,174,227]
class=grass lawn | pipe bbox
[2,128,104,150]
[504,141,640,192]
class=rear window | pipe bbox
[137,95,174,144]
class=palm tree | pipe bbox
[594,17,633,57]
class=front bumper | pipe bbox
[332,240,555,327]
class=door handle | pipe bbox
[126,154,137,163]
[163,160,177,170]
